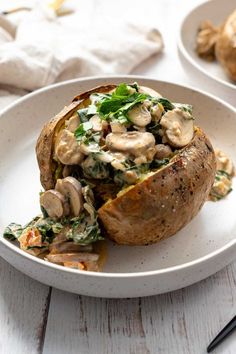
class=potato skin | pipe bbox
[36,85,116,190]
[215,10,236,81]
[98,128,216,245]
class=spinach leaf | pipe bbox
[77,108,89,122]
[151,158,170,169]
[129,82,139,92]
[155,98,175,111]
[35,218,64,243]
[66,214,104,245]
[147,122,161,137]
[3,223,23,241]
[40,205,49,218]
[82,154,110,179]
[74,121,93,142]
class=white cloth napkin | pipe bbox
[0,2,163,91]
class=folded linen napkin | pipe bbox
[0,1,163,91]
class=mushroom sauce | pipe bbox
[3,83,234,271]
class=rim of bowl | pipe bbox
[0,74,236,279]
[177,0,236,91]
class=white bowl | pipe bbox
[178,0,236,106]
[0,75,236,298]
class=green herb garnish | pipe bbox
[97,83,149,124]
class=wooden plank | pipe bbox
[43,290,150,354]
[0,257,51,354]
[141,261,236,354]
[43,262,236,354]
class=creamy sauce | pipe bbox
[55,129,84,165]
[209,149,234,201]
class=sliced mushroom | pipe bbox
[196,21,219,61]
[90,115,102,132]
[55,129,84,165]
[55,177,83,217]
[110,121,127,133]
[160,108,194,148]
[139,86,162,98]
[128,103,152,127]
[40,190,69,218]
[62,165,72,178]
[62,262,85,270]
[134,156,147,165]
[95,151,114,163]
[134,147,156,164]
[49,241,92,253]
[110,152,127,171]
[123,170,139,184]
[155,144,172,159]
[65,114,80,133]
[151,103,164,122]
[80,141,100,155]
[106,132,155,157]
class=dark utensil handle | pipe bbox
[207,315,236,352]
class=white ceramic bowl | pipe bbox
[178,0,236,106]
[0,75,236,298]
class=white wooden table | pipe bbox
[0,1,235,353]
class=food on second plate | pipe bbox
[3,82,234,271]
[196,9,236,81]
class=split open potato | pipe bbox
[36,83,216,246]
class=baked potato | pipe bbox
[196,9,236,82]
[36,82,216,246]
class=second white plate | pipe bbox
[178,0,236,106]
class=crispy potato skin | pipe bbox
[98,128,216,245]
[36,101,80,190]
[36,85,116,190]
[215,10,236,81]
